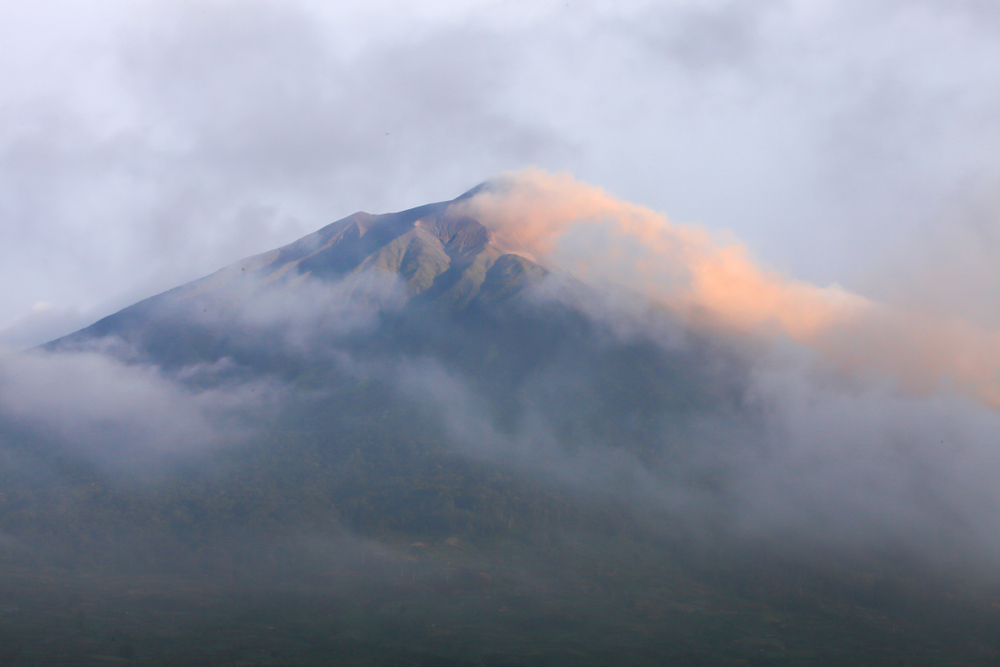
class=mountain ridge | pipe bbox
[48,187,549,357]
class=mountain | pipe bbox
[44,184,748,455]
[49,189,549,364]
[5,183,1000,666]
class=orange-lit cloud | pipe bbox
[452,168,1000,406]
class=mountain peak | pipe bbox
[48,188,549,356]
[246,197,533,304]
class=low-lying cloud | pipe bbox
[382,306,1000,579]
[0,345,282,468]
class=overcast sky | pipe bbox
[2,0,999,347]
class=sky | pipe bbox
[1,0,999,348]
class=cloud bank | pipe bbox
[0,345,282,469]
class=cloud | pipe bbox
[0,0,568,333]
[0,301,94,350]
[0,265,416,472]
[723,345,1000,577]
[375,296,1000,579]
[455,169,1000,405]
[868,183,1000,328]
[0,346,282,468]
[454,168,865,336]
[3,0,999,337]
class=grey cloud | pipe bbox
[0,302,93,350]
[362,290,1000,580]
[208,270,411,358]
[0,0,569,334]
[637,0,779,74]
[0,346,283,469]
[865,184,1000,327]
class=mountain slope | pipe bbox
[49,190,548,362]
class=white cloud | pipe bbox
[0,346,281,468]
